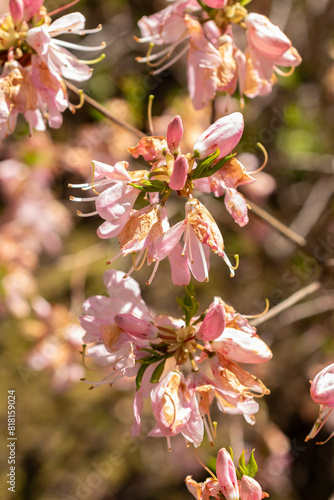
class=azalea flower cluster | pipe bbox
[136,0,302,109]
[71,112,258,285]
[186,447,267,500]
[0,0,104,137]
[80,269,272,450]
[306,362,334,445]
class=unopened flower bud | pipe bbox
[216,448,239,500]
[169,155,188,191]
[310,363,334,408]
[193,113,244,160]
[167,115,183,154]
[10,0,24,24]
[240,475,262,500]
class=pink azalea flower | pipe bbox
[306,362,334,444]
[150,370,204,449]
[152,198,236,282]
[0,2,104,136]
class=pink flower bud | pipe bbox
[167,115,183,154]
[216,448,239,500]
[240,475,262,500]
[203,0,227,7]
[197,299,226,341]
[10,0,24,24]
[245,13,291,59]
[114,313,158,340]
[193,112,244,160]
[169,155,188,191]
[23,0,44,22]
[310,363,334,408]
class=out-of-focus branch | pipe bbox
[64,80,145,139]
[246,198,308,247]
[250,281,321,327]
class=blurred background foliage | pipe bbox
[0,0,334,499]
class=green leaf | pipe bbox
[238,450,247,471]
[176,283,199,326]
[195,153,236,180]
[240,0,253,6]
[136,364,148,391]
[128,180,167,193]
[150,359,166,384]
[229,446,234,462]
[191,148,220,180]
[246,449,258,478]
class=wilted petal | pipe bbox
[224,188,249,227]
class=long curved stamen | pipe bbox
[77,210,98,217]
[305,407,332,442]
[147,95,155,135]
[133,34,160,44]
[150,44,189,76]
[91,162,101,195]
[182,224,190,257]
[69,89,85,111]
[54,39,106,52]
[197,238,209,282]
[76,53,106,65]
[274,65,295,77]
[70,195,97,202]
[80,345,102,372]
[317,430,334,445]
[248,142,268,174]
[106,250,122,266]
[136,44,171,63]
[223,253,239,277]
[203,415,214,446]
[81,179,112,191]
[133,248,149,271]
[165,392,177,428]
[68,182,91,188]
[146,260,160,285]
[243,298,270,318]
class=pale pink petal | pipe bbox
[48,12,86,37]
[114,313,158,340]
[96,183,139,221]
[212,327,272,364]
[151,219,187,261]
[186,226,210,282]
[310,363,334,408]
[97,212,130,239]
[26,26,50,56]
[245,13,291,59]
[181,393,204,447]
[93,160,130,181]
[197,299,226,341]
[49,43,92,81]
[275,46,302,67]
[193,112,244,159]
[167,242,191,286]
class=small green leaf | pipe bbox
[240,0,253,6]
[150,359,166,384]
[176,283,199,326]
[246,449,258,478]
[136,364,148,390]
[238,450,247,471]
[191,148,220,180]
[229,447,234,462]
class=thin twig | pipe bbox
[250,281,321,327]
[246,198,307,247]
[64,80,145,139]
